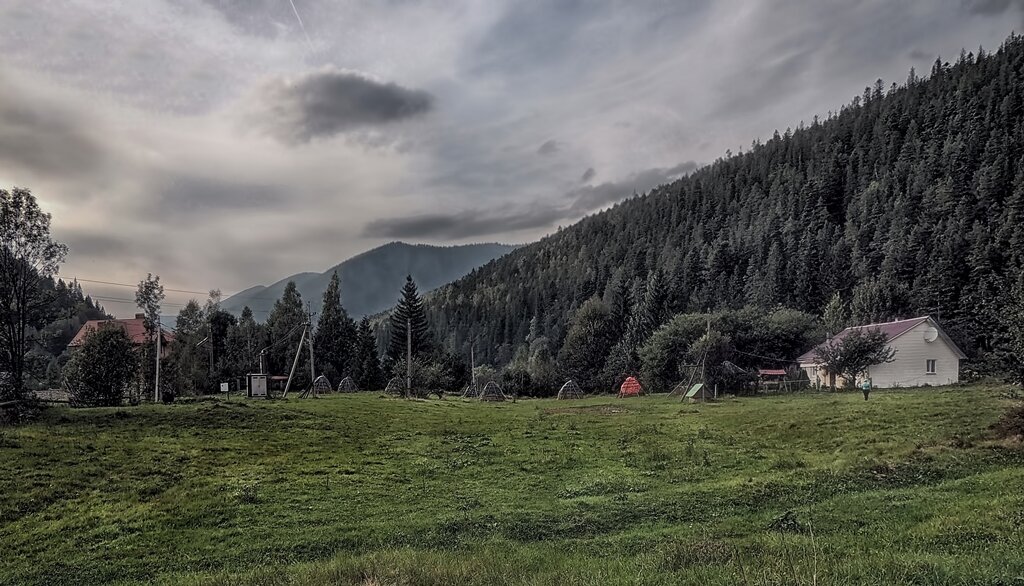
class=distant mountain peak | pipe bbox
[222,242,517,320]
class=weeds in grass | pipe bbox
[992,402,1024,440]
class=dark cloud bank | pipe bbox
[255,68,434,143]
[365,161,698,240]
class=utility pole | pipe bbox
[154,316,161,403]
[406,317,412,399]
[284,325,307,397]
[470,341,476,391]
[307,304,317,395]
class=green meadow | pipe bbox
[2,386,1023,585]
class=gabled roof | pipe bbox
[796,316,965,364]
[68,318,175,348]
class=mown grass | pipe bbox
[1,385,1023,585]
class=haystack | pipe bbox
[618,376,643,397]
[557,379,583,400]
[312,375,333,395]
[337,376,358,393]
[461,383,479,398]
[479,380,506,402]
[384,377,405,396]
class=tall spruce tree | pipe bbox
[388,275,431,361]
[353,317,384,390]
[314,272,356,384]
[265,281,306,382]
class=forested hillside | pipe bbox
[426,35,1024,375]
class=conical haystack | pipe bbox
[618,376,643,397]
[461,383,479,398]
[479,380,506,402]
[384,377,405,396]
[337,376,358,393]
[312,375,332,395]
[557,379,583,400]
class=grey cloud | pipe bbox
[581,167,596,183]
[0,81,107,179]
[364,160,699,239]
[962,0,1024,14]
[253,68,434,143]
[154,175,286,217]
[537,140,561,155]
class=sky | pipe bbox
[0,0,1021,316]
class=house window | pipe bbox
[926,359,936,374]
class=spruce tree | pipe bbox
[353,317,384,390]
[822,292,849,335]
[313,272,356,384]
[265,281,306,381]
[388,275,431,361]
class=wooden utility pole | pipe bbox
[307,303,317,394]
[284,325,307,397]
[154,316,161,403]
[406,317,412,399]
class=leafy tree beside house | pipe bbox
[814,328,896,398]
[65,324,139,407]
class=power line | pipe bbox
[70,276,284,304]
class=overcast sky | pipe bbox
[0,0,1021,316]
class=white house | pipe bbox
[797,316,966,388]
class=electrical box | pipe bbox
[248,374,267,398]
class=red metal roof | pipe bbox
[758,369,787,376]
[68,318,175,348]
[796,316,931,364]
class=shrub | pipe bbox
[65,324,139,407]
[992,403,1024,440]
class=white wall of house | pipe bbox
[866,321,961,387]
[799,319,962,389]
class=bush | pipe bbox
[65,324,139,407]
[992,403,1024,440]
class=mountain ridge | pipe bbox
[223,241,517,320]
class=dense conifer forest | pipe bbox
[424,35,1024,378]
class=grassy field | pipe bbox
[1,385,1023,585]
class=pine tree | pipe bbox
[822,292,848,335]
[388,275,431,361]
[352,317,384,390]
[313,272,356,384]
[265,281,306,382]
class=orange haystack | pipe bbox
[618,376,642,397]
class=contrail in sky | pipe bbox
[287,0,315,52]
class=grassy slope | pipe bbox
[1,386,1022,585]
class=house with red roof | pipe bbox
[796,316,966,389]
[68,314,174,356]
